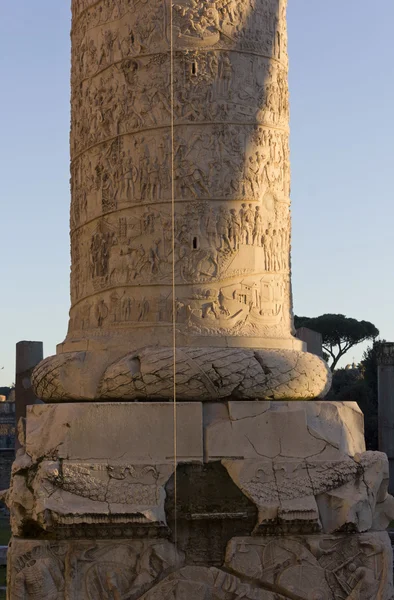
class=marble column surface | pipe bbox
[32,0,330,401]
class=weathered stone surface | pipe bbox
[305,401,365,456]
[223,452,394,535]
[7,403,203,537]
[164,462,258,566]
[204,401,366,461]
[8,538,185,600]
[65,0,294,346]
[25,402,202,462]
[32,346,331,401]
[11,459,174,536]
[8,401,394,540]
[7,533,393,599]
[203,402,394,534]
[225,534,394,600]
[29,0,331,403]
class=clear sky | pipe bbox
[0,1,393,386]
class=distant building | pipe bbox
[345,363,361,373]
[0,401,15,490]
[296,327,323,358]
[0,403,15,450]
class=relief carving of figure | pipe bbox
[13,546,66,600]
[241,203,254,245]
[173,1,220,43]
[205,207,218,248]
[219,53,233,95]
[98,29,118,68]
[229,209,241,251]
[119,24,144,58]
[120,151,138,202]
[95,299,109,327]
[110,291,121,323]
[244,155,259,197]
[252,206,263,247]
[148,240,161,275]
[148,158,161,201]
[175,161,209,199]
[90,230,112,278]
[121,292,133,322]
[142,207,155,235]
[125,244,146,282]
[216,207,232,253]
[263,227,273,271]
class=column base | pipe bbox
[31,345,331,402]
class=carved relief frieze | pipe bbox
[8,532,393,600]
[9,539,185,600]
[179,276,289,338]
[72,0,288,63]
[225,534,393,600]
[52,0,306,383]
[70,125,290,234]
[11,542,68,600]
[66,540,185,600]
[69,192,291,336]
[69,275,290,339]
[70,54,289,158]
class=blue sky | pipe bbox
[0,1,393,386]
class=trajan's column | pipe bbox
[6,1,394,598]
[30,0,331,401]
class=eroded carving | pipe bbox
[8,456,174,537]
[225,534,393,600]
[8,533,394,600]
[223,452,394,535]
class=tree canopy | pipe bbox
[294,313,379,371]
[325,342,384,450]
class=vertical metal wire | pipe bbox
[169,0,178,547]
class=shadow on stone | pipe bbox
[165,462,256,566]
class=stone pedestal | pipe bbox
[7,401,394,599]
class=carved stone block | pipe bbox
[7,403,203,538]
[7,538,185,600]
[204,402,394,534]
[224,534,393,600]
[8,401,394,540]
[25,402,202,462]
[8,533,393,599]
[204,401,366,461]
